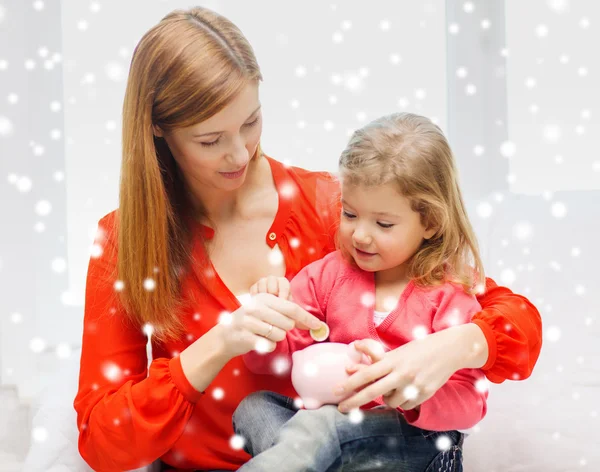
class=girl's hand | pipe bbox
[249,275,292,301]
[214,292,320,360]
[336,325,486,412]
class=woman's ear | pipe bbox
[152,124,164,138]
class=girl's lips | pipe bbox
[219,164,247,179]
[355,248,376,257]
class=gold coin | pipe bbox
[310,322,330,342]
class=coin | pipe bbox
[310,322,330,342]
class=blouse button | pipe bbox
[268,232,277,241]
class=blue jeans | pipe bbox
[232,391,463,472]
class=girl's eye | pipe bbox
[342,210,356,219]
[377,222,394,229]
[200,137,221,147]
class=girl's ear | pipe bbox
[423,227,437,240]
[153,125,164,137]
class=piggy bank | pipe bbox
[291,342,371,410]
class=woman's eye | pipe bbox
[244,117,260,128]
[377,222,394,229]
[200,138,221,147]
[342,210,356,219]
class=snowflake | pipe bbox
[412,325,429,340]
[543,124,561,142]
[481,19,491,30]
[551,202,567,218]
[32,426,48,443]
[105,62,125,81]
[512,222,534,241]
[545,326,561,342]
[0,115,14,137]
[500,141,516,158]
[403,385,419,400]
[56,343,72,359]
[500,269,516,285]
[360,292,375,308]
[33,1,45,12]
[348,408,364,424]
[230,434,246,450]
[535,24,549,37]
[268,247,284,266]
[436,434,452,451]
[102,362,123,382]
[52,257,67,273]
[10,312,23,324]
[456,67,468,79]
[143,278,156,291]
[30,337,47,353]
[448,23,460,35]
[547,0,569,13]
[303,362,319,377]
[295,66,307,78]
[212,387,224,400]
[476,202,493,218]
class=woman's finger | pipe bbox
[338,375,398,412]
[244,304,295,333]
[249,283,258,296]
[259,294,322,330]
[242,315,287,343]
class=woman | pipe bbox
[74,7,542,472]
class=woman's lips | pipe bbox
[219,164,247,179]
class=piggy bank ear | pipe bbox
[360,353,373,365]
[347,342,363,362]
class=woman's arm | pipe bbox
[473,277,543,383]
[75,218,224,471]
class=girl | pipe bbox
[236,113,488,472]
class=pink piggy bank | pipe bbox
[291,342,371,410]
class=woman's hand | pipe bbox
[213,292,321,360]
[249,275,292,300]
[336,324,488,412]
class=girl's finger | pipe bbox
[267,276,279,296]
[249,284,258,296]
[335,361,392,398]
[257,278,268,294]
[278,279,291,300]
[338,375,398,412]
[353,340,386,363]
[345,363,368,375]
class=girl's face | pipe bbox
[339,180,436,279]
[154,81,263,193]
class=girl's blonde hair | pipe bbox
[339,112,485,293]
[116,7,262,341]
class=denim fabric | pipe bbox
[232,391,463,472]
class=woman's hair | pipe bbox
[116,7,262,340]
[338,112,485,293]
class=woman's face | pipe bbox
[155,81,262,193]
